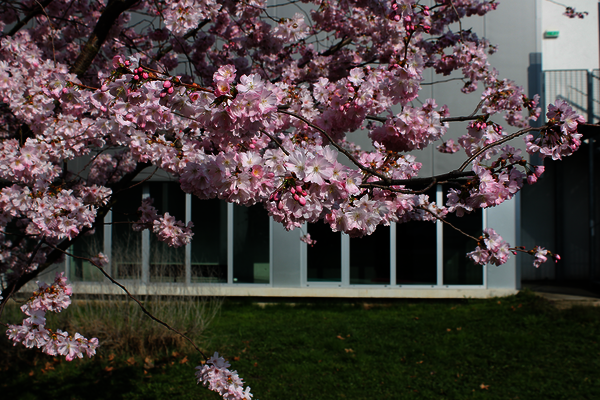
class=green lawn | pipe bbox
[1,291,599,400]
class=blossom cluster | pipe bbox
[133,198,194,248]
[467,228,511,266]
[524,99,585,160]
[369,99,449,152]
[195,352,253,400]
[564,7,588,19]
[6,273,99,361]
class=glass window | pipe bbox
[111,185,143,280]
[191,197,228,283]
[149,182,186,283]
[233,204,270,283]
[71,223,105,282]
[350,225,390,285]
[307,221,341,282]
[396,220,437,285]
[443,188,483,285]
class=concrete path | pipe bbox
[522,281,600,309]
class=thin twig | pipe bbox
[7,0,54,36]
[117,166,159,193]
[419,206,479,242]
[457,126,542,172]
[365,114,487,124]
[49,245,209,361]
[260,130,289,156]
[277,109,390,183]
[448,0,464,42]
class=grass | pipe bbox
[1,290,599,400]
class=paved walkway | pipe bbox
[522,281,600,309]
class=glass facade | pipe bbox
[442,210,484,285]
[396,220,437,285]
[307,221,341,282]
[233,204,270,283]
[149,182,186,283]
[191,197,228,283]
[71,223,105,282]
[111,185,143,280]
[350,226,390,284]
[68,183,490,289]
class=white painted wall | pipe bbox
[542,0,599,71]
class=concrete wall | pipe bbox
[541,0,599,71]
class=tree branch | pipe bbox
[155,19,210,61]
[48,246,209,361]
[6,0,54,37]
[456,126,541,173]
[298,36,352,68]
[277,109,390,183]
[0,162,150,304]
[70,0,139,77]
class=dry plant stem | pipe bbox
[47,246,209,361]
[457,126,542,172]
[277,109,391,183]
[418,206,479,242]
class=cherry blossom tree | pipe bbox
[0,1,589,398]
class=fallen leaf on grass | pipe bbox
[233,356,240,361]
[179,356,189,364]
[336,335,345,340]
[144,357,154,369]
[126,357,136,366]
[417,361,423,364]
[29,371,34,377]
[104,366,114,372]
[344,348,354,353]
[447,328,452,332]
[41,362,55,374]
[456,327,462,331]
[480,383,489,390]
[253,362,258,367]
[108,354,115,361]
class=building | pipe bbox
[51,0,599,298]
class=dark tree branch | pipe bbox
[0,162,150,305]
[277,109,391,183]
[365,114,487,124]
[456,126,541,172]
[298,36,352,68]
[69,0,139,77]
[155,19,210,61]
[6,0,54,37]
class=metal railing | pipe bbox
[544,69,600,123]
